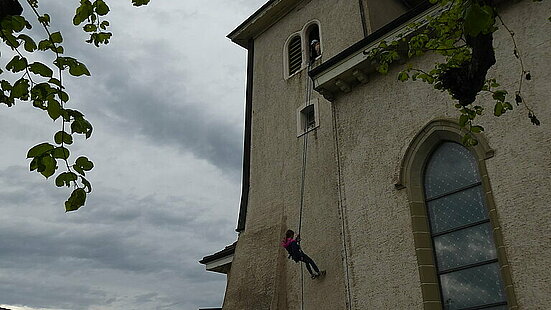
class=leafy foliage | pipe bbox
[364,0,544,145]
[0,0,150,211]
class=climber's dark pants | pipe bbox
[300,253,320,275]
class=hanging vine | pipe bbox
[0,0,150,211]
[364,0,545,146]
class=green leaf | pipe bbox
[29,62,53,78]
[100,20,110,30]
[95,0,110,15]
[81,176,92,193]
[459,114,469,127]
[58,90,70,103]
[48,78,63,88]
[50,31,63,44]
[73,164,85,176]
[73,1,94,26]
[470,125,484,133]
[54,131,73,145]
[54,57,91,76]
[1,80,12,91]
[27,143,54,158]
[30,157,39,171]
[65,188,87,212]
[52,147,70,160]
[38,14,51,26]
[492,90,507,102]
[18,34,37,52]
[132,0,150,6]
[377,63,389,74]
[71,116,93,138]
[88,31,112,46]
[6,56,27,73]
[494,102,503,116]
[11,79,30,99]
[464,4,495,37]
[75,156,94,171]
[515,92,522,104]
[83,23,97,32]
[55,172,78,187]
[38,39,53,51]
[462,134,479,147]
[2,16,27,32]
[65,109,83,118]
[39,155,57,178]
[528,111,541,126]
[47,99,62,120]
[397,71,409,82]
[70,61,91,76]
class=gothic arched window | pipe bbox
[424,142,507,309]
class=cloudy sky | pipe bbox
[0,0,265,309]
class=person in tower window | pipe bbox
[310,39,321,62]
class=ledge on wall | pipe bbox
[199,241,237,274]
[309,1,436,101]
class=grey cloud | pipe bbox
[0,178,232,309]
[0,277,111,310]
[37,1,246,177]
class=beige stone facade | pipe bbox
[217,0,551,309]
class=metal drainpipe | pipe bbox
[236,39,254,232]
[358,0,369,37]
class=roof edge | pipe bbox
[228,0,301,48]
[199,242,237,265]
[309,0,433,77]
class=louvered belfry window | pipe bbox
[288,35,302,75]
[424,142,507,309]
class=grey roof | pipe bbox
[199,241,237,264]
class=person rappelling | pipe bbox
[281,229,325,279]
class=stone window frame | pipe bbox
[296,98,319,137]
[395,119,518,310]
[283,20,323,79]
[303,20,322,63]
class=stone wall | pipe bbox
[331,1,551,308]
[223,0,365,309]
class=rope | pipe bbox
[298,61,314,310]
[297,124,309,235]
[298,61,313,237]
[298,119,308,310]
[332,103,353,310]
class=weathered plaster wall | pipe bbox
[223,0,365,309]
[331,1,551,309]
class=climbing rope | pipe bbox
[332,103,353,310]
[297,61,314,310]
[297,120,309,236]
[298,61,314,235]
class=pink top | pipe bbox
[281,237,295,248]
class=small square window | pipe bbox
[297,99,319,136]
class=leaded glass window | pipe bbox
[424,142,507,310]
